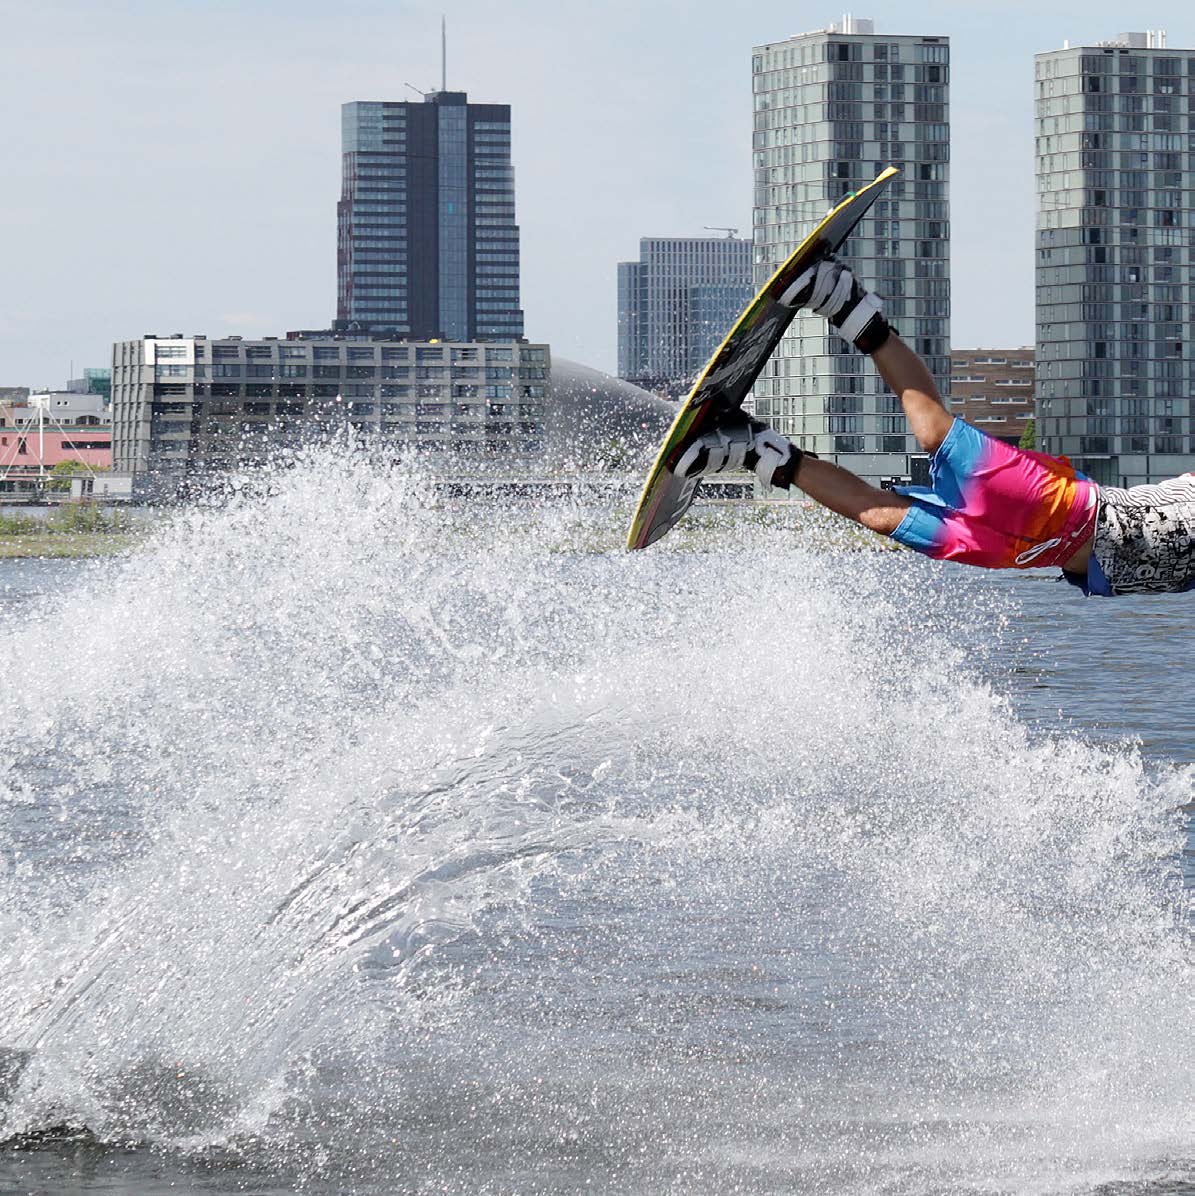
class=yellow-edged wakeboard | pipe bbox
[626,166,899,550]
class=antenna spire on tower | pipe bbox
[441,15,447,92]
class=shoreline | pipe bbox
[0,533,139,560]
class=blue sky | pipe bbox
[1,0,1192,387]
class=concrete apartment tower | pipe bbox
[752,17,950,484]
[617,235,754,397]
[337,91,524,341]
[1035,31,1195,485]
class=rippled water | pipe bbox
[0,453,1191,1195]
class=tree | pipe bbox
[46,459,107,491]
[1018,418,1036,451]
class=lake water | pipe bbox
[0,456,1190,1195]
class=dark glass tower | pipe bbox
[337,92,524,340]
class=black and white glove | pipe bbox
[779,257,893,354]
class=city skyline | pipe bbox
[3,1,1195,389]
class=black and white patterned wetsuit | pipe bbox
[1079,475,1195,596]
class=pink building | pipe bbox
[0,393,112,494]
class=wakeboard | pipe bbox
[626,166,899,550]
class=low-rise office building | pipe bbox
[111,334,550,486]
[0,392,112,494]
[3,391,107,427]
[949,348,1035,446]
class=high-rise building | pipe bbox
[337,91,524,341]
[617,235,754,397]
[752,18,950,485]
[1035,31,1195,486]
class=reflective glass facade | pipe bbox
[751,27,951,483]
[1035,39,1195,485]
[617,237,753,396]
[337,92,523,342]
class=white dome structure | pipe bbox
[546,358,674,470]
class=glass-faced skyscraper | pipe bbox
[752,18,950,484]
[1035,32,1194,486]
[617,236,754,396]
[337,91,524,341]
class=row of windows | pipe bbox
[161,398,542,420]
[169,345,540,364]
[827,63,947,84]
[1067,53,1192,77]
[144,382,546,403]
[756,38,946,75]
[200,364,545,380]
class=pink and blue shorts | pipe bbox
[891,418,1098,570]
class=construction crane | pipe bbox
[702,226,740,239]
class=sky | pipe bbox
[2,0,1194,389]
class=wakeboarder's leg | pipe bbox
[674,410,911,534]
[788,456,911,535]
[785,258,953,455]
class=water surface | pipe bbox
[1,460,1190,1195]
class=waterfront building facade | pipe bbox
[0,392,112,494]
[617,235,754,397]
[337,91,523,341]
[950,348,1036,446]
[110,334,549,485]
[1035,31,1195,485]
[752,17,950,485]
